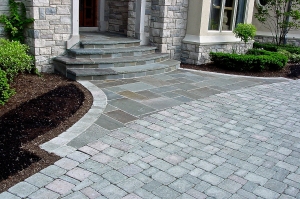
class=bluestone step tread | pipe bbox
[81,38,141,45]
[54,53,169,65]
[67,61,179,76]
[68,46,157,55]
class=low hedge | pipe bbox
[210,50,288,72]
[253,42,300,55]
[0,69,15,105]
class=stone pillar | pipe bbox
[150,0,189,60]
[127,0,136,38]
[25,0,72,72]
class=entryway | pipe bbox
[79,0,98,27]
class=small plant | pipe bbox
[233,23,257,44]
[0,69,15,105]
[0,0,34,43]
[0,39,34,81]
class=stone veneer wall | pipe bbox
[150,0,188,60]
[106,0,129,34]
[0,0,9,38]
[23,0,72,72]
[255,35,300,46]
[181,42,253,65]
[127,0,152,43]
[127,0,135,38]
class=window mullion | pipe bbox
[232,0,238,30]
[220,0,225,32]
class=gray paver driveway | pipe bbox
[1,69,300,199]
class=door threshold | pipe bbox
[79,27,99,32]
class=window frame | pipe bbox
[208,0,245,32]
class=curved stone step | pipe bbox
[65,60,180,80]
[67,46,157,59]
[54,53,170,75]
[81,38,141,49]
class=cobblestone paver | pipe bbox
[1,70,300,199]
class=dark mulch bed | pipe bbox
[181,63,300,79]
[0,73,93,193]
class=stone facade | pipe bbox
[105,0,129,34]
[150,0,188,60]
[127,0,135,38]
[181,42,253,65]
[23,0,72,72]
[0,0,9,38]
[255,35,300,46]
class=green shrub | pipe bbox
[253,42,300,55]
[278,49,292,58]
[289,54,300,63]
[233,23,257,44]
[253,42,278,52]
[210,50,288,72]
[281,45,300,55]
[0,69,15,105]
[0,39,34,81]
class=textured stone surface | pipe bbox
[3,71,300,199]
[181,42,253,65]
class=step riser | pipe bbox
[54,56,169,70]
[82,42,140,49]
[68,50,156,59]
[67,64,180,81]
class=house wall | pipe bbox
[181,0,255,65]
[23,0,72,72]
[127,0,154,45]
[127,0,135,38]
[150,0,189,60]
[105,0,129,34]
[0,0,9,38]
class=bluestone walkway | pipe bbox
[1,69,300,199]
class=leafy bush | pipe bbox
[210,50,288,72]
[253,42,278,52]
[0,0,34,43]
[278,49,292,58]
[0,69,15,105]
[289,53,300,63]
[282,45,300,55]
[0,39,34,81]
[253,42,300,54]
[233,23,257,44]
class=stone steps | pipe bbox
[81,38,141,49]
[54,32,180,80]
[67,46,157,59]
[66,60,180,80]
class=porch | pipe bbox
[54,32,180,80]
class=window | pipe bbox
[256,0,269,7]
[208,0,247,31]
[235,0,247,26]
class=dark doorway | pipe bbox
[79,0,98,27]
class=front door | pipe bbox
[79,0,98,27]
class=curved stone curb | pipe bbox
[179,67,291,81]
[40,81,107,157]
